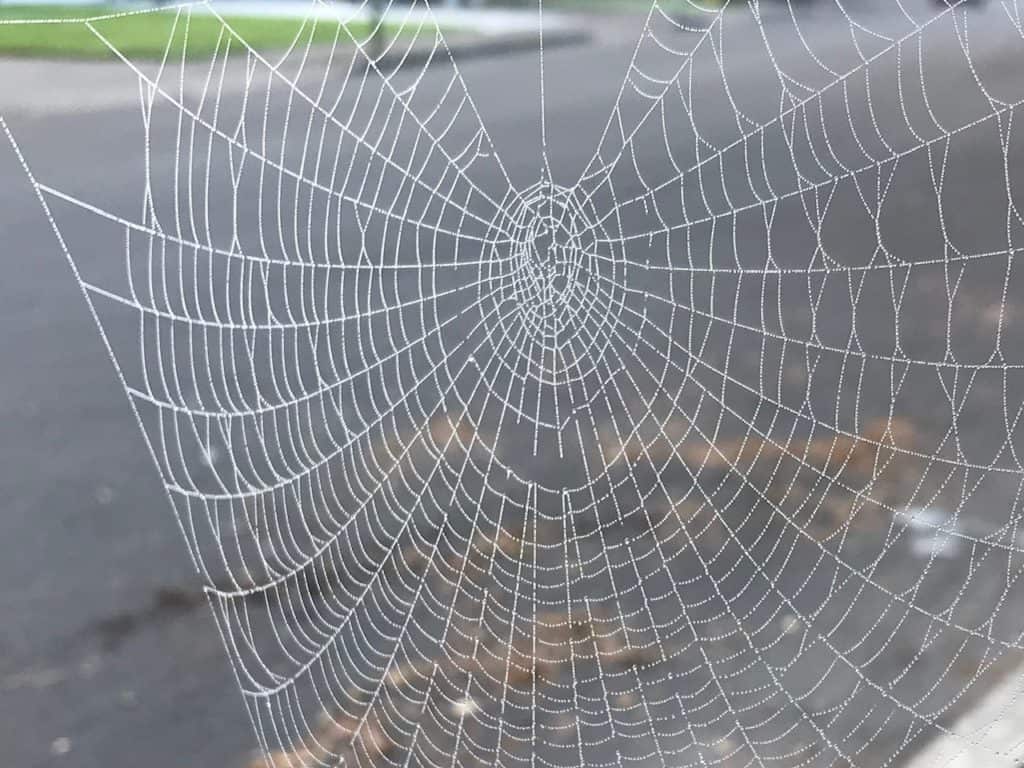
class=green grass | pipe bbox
[535,0,727,14]
[0,5,408,59]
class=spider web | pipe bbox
[6,0,1024,766]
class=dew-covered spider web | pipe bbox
[8,0,1024,766]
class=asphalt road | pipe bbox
[4,2,1024,767]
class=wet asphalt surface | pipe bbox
[4,2,1024,767]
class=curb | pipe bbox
[365,28,591,73]
[902,657,1024,768]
